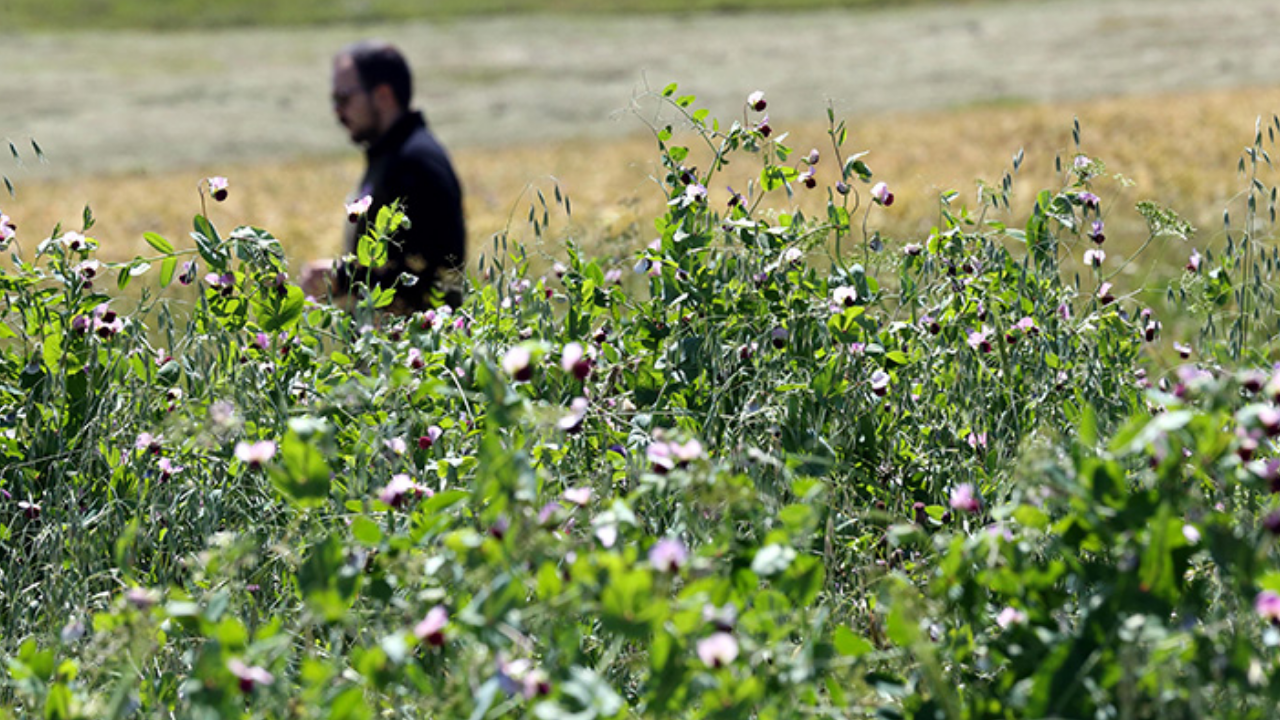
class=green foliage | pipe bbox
[2,85,1280,720]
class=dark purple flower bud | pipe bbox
[1088,220,1106,244]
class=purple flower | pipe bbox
[1173,342,1192,359]
[696,632,739,668]
[415,605,449,646]
[1076,191,1100,210]
[178,260,198,285]
[747,90,767,112]
[649,538,688,573]
[770,327,789,349]
[950,483,981,513]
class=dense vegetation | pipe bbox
[4,86,1280,719]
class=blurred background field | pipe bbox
[6,0,1280,308]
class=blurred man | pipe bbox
[300,41,465,312]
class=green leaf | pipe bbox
[833,626,874,658]
[143,231,174,254]
[268,430,331,508]
[351,516,383,547]
[159,256,177,287]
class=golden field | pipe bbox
[7,84,1280,288]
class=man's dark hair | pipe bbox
[342,41,413,111]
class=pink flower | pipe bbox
[966,326,993,353]
[1173,342,1192,359]
[92,304,124,338]
[135,432,162,454]
[234,440,276,468]
[798,166,816,189]
[747,90,767,112]
[415,605,449,646]
[831,286,858,310]
[558,397,590,434]
[158,458,183,481]
[564,486,592,506]
[385,437,408,456]
[1186,248,1202,273]
[697,632,739,668]
[755,114,772,138]
[562,342,592,380]
[379,473,428,508]
[346,195,372,223]
[502,345,533,382]
[418,425,443,450]
[870,370,890,397]
[1083,248,1105,267]
[1256,590,1280,624]
[996,607,1027,629]
[649,538,688,573]
[0,212,15,247]
[227,658,274,693]
[871,182,894,207]
[950,483,981,513]
[207,176,229,202]
[1076,191,1100,210]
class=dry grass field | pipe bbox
[5,0,1280,287]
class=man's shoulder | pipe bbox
[389,126,458,183]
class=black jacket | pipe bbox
[337,111,465,312]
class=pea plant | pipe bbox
[2,85,1279,720]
